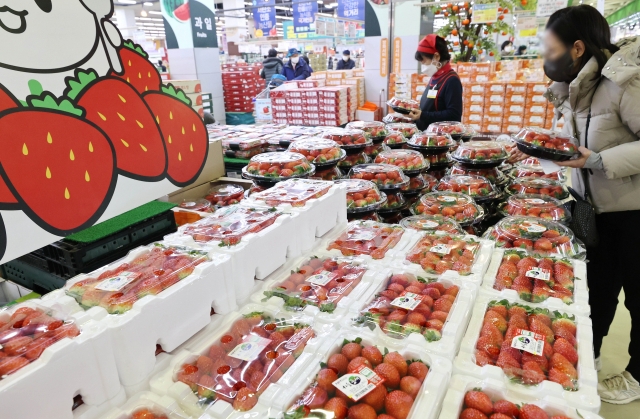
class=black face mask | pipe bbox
[544,49,577,83]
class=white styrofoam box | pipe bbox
[0,300,122,419]
[43,244,231,388]
[74,387,127,419]
[438,374,604,419]
[249,252,391,329]
[454,295,600,413]
[149,303,335,419]
[481,248,590,316]
[163,208,298,301]
[387,232,495,284]
[268,328,452,419]
[102,391,193,419]
[340,265,478,360]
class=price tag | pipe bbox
[520,222,546,233]
[332,365,385,401]
[511,329,545,356]
[306,271,334,286]
[524,198,546,205]
[390,292,424,311]
[228,336,272,361]
[94,272,141,292]
[347,230,377,241]
[525,267,551,281]
[429,244,451,255]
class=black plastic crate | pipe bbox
[1,259,67,295]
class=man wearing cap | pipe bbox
[260,49,284,81]
[282,48,312,81]
[410,34,463,130]
[336,50,356,70]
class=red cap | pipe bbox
[417,34,439,54]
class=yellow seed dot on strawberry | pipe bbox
[118,94,126,103]
[64,188,70,200]
[182,126,185,135]
[192,124,196,132]
[22,143,28,155]
[70,150,75,161]
[128,60,132,67]
[127,77,130,83]
[140,144,148,152]
[168,135,172,144]
[156,115,160,124]
[148,71,151,78]
[145,86,149,91]
[138,72,141,79]
[117,112,126,121]
[97,112,107,121]
[46,167,51,179]
[178,152,182,161]
[190,143,193,152]
[85,171,90,182]
[170,111,174,120]
[136,120,144,129]
[121,139,130,147]
[89,142,94,152]
[47,132,53,144]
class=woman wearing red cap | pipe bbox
[409,34,463,130]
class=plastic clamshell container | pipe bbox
[450,164,508,186]
[451,141,509,168]
[505,177,570,200]
[402,173,438,194]
[337,179,387,213]
[423,152,453,168]
[383,132,408,147]
[498,193,571,223]
[0,299,122,419]
[179,199,213,213]
[248,179,333,208]
[268,329,452,419]
[311,166,342,181]
[363,142,389,159]
[243,152,315,182]
[205,184,245,208]
[480,248,590,316]
[322,221,415,261]
[345,121,388,140]
[382,112,413,123]
[386,122,419,139]
[321,128,372,149]
[410,192,485,226]
[438,374,604,419]
[101,391,194,419]
[513,127,579,161]
[148,304,332,419]
[288,138,346,167]
[338,151,370,168]
[374,149,429,175]
[436,175,499,201]
[387,96,420,114]
[454,295,600,413]
[509,161,568,182]
[407,133,455,153]
[221,137,265,151]
[347,163,410,190]
[399,215,465,235]
[377,191,405,212]
[425,121,467,137]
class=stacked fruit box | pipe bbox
[222,69,263,113]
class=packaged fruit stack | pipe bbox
[384,122,419,149]
[406,132,456,176]
[387,96,421,115]
[337,179,387,222]
[451,141,509,169]
[411,192,485,232]
[205,184,245,208]
[242,151,315,193]
[425,121,469,143]
[221,136,267,159]
[288,138,346,169]
[346,121,389,143]
[505,177,570,201]
[508,158,567,183]
[513,127,578,162]
[497,194,571,224]
[449,165,509,188]
[321,128,371,176]
[324,221,410,261]
[436,175,501,204]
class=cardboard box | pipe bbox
[187,92,203,106]
[170,79,201,93]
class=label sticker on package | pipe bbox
[391,292,424,311]
[429,244,451,255]
[511,329,545,356]
[416,220,439,229]
[437,195,457,203]
[332,365,385,401]
[228,336,272,361]
[94,271,141,292]
[525,267,551,281]
[524,198,546,205]
[347,230,377,241]
[520,222,546,233]
[306,271,334,286]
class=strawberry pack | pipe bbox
[404,234,482,276]
[178,199,213,213]
[347,164,410,190]
[205,184,245,208]
[387,97,421,114]
[338,179,387,213]
[374,150,429,175]
[383,112,414,124]
[400,215,465,235]
[425,122,468,139]
[407,133,456,153]
[498,194,570,223]
[384,131,409,147]
[243,152,314,182]
[513,127,579,162]
[402,173,438,195]
[386,122,420,139]
[506,177,570,200]
[338,152,370,169]
[249,179,333,208]
[288,138,345,167]
[411,192,484,226]
[451,141,509,168]
[509,160,567,183]
[436,175,499,201]
[346,121,389,142]
[321,128,371,150]
[450,165,508,187]
[326,221,406,260]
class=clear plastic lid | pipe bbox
[383,132,407,146]
[364,142,389,159]
[347,211,381,223]
[382,112,413,123]
[378,191,406,211]
[436,175,499,200]
[321,128,372,148]
[355,272,459,341]
[513,127,579,158]
[311,166,342,181]
[288,138,345,166]
[425,121,467,136]
[0,304,80,378]
[387,96,420,113]
[337,179,386,213]
[205,184,245,207]
[179,199,213,213]
[505,177,569,200]
[451,141,509,166]
[402,173,438,194]
[327,221,405,259]
[338,151,369,168]
[510,161,568,182]
[386,122,419,139]
[400,214,465,234]
[374,150,429,174]
[345,121,388,139]
[347,163,410,190]
[246,183,268,198]
[424,152,452,166]
[250,178,333,208]
[243,152,314,181]
[223,147,265,160]
[498,194,570,222]
[182,206,282,246]
[264,256,368,312]
[450,164,507,186]
[174,312,315,413]
[407,132,455,150]
[492,132,518,152]
[459,124,478,140]
[406,233,482,275]
[485,216,584,258]
[411,191,484,225]
[221,137,266,150]
[67,244,208,314]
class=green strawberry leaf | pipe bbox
[123,39,149,58]
[161,83,192,106]
[64,69,99,100]
[319,302,335,313]
[242,311,264,319]
[27,89,83,117]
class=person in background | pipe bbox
[337,50,356,70]
[300,54,313,72]
[515,45,528,56]
[409,34,462,130]
[260,48,284,81]
[157,60,167,72]
[282,48,312,81]
[501,40,514,57]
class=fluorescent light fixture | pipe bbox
[144,2,153,5]
[149,11,163,15]
[328,2,338,6]
[118,0,137,4]
[274,6,290,10]
[140,10,148,16]
[317,12,333,16]
[277,16,293,19]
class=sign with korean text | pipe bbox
[393,37,402,74]
[536,0,568,17]
[338,0,365,22]
[293,1,318,34]
[190,0,218,47]
[517,15,538,37]
[253,6,277,37]
[380,38,389,77]
[472,3,499,24]
[252,0,276,6]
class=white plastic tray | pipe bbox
[102,391,194,419]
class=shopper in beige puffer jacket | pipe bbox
[533,5,640,405]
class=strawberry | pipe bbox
[65,69,167,180]
[111,40,162,94]
[475,350,495,366]
[384,390,414,419]
[341,341,363,360]
[0,85,19,206]
[348,403,377,419]
[491,414,514,419]
[551,285,573,304]
[143,84,208,186]
[522,351,548,372]
[480,322,504,346]
[407,361,429,382]
[324,397,348,419]
[0,356,29,376]
[399,375,421,399]
[548,367,575,390]
[384,351,408,377]
[492,399,519,417]
[496,351,521,378]
[508,305,528,320]
[361,345,383,366]
[529,318,554,344]
[362,383,386,412]
[316,368,338,395]
[464,390,493,415]
[233,387,258,411]
[477,335,501,360]
[551,313,577,337]
[522,361,545,384]
[484,310,508,333]
[550,353,578,380]
[553,337,578,365]
[553,261,574,290]
[460,408,489,419]
[520,404,550,419]
[512,284,532,301]
[488,301,509,318]
[0,86,116,233]
[529,309,552,327]
[327,353,349,375]
[500,341,522,363]
[532,282,552,303]
[374,362,401,388]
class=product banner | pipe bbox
[516,15,538,37]
[252,0,276,6]
[253,5,277,37]
[190,0,218,48]
[293,1,318,33]
[316,16,337,36]
[336,19,346,36]
[162,0,218,48]
[472,3,499,24]
[536,0,568,17]
[338,0,365,21]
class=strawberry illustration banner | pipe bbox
[0,1,209,264]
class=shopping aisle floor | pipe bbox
[598,291,640,418]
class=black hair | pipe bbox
[414,36,451,62]
[501,41,513,51]
[268,48,278,57]
[546,5,619,75]
[517,45,527,54]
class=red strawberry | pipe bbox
[0,85,19,206]
[374,362,401,389]
[0,92,116,233]
[361,345,383,366]
[111,40,162,94]
[551,314,577,338]
[529,311,552,327]
[362,383,386,412]
[384,390,414,419]
[550,353,577,380]
[348,403,377,419]
[553,338,578,365]
[399,375,421,399]
[488,301,509,319]
[480,322,504,346]
[65,70,167,180]
[476,336,501,361]
[522,360,545,384]
[0,356,29,376]
[384,351,408,377]
[143,85,208,186]
[491,414,514,419]
[407,361,429,382]
[496,351,521,378]
[520,404,550,419]
[522,351,548,372]
[464,390,493,415]
[548,367,575,390]
[529,318,554,344]
[492,399,519,417]
[324,397,348,419]
[508,305,528,320]
[327,353,349,375]
[460,408,489,419]
[553,262,574,291]
[475,350,495,366]
[341,342,362,360]
[233,387,258,411]
[484,310,508,333]
[316,368,338,395]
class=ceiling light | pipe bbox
[118,0,137,4]
[149,11,163,15]
[141,10,148,16]
[144,1,153,5]
[328,2,338,6]
[274,6,291,10]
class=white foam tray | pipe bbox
[43,244,232,389]
[454,294,600,413]
[481,248,590,316]
[438,374,604,419]
[102,391,194,419]
[149,303,336,419]
[0,299,123,419]
[268,328,452,419]
[387,232,495,284]
[340,264,478,360]
[74,387,127,419]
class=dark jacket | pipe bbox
[260,57,284,80]
[282,59,312,81]
[416,63,463,131]
[336,58,356,70]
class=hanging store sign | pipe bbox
[338,0,365,22]
[472,3,499,24]
[293,1,318,34]
[253,5,277,37]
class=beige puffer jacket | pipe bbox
[545,37,640,213]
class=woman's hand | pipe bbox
[556,146,592,168]
[408,109,421,121]
[508,149,529,164]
